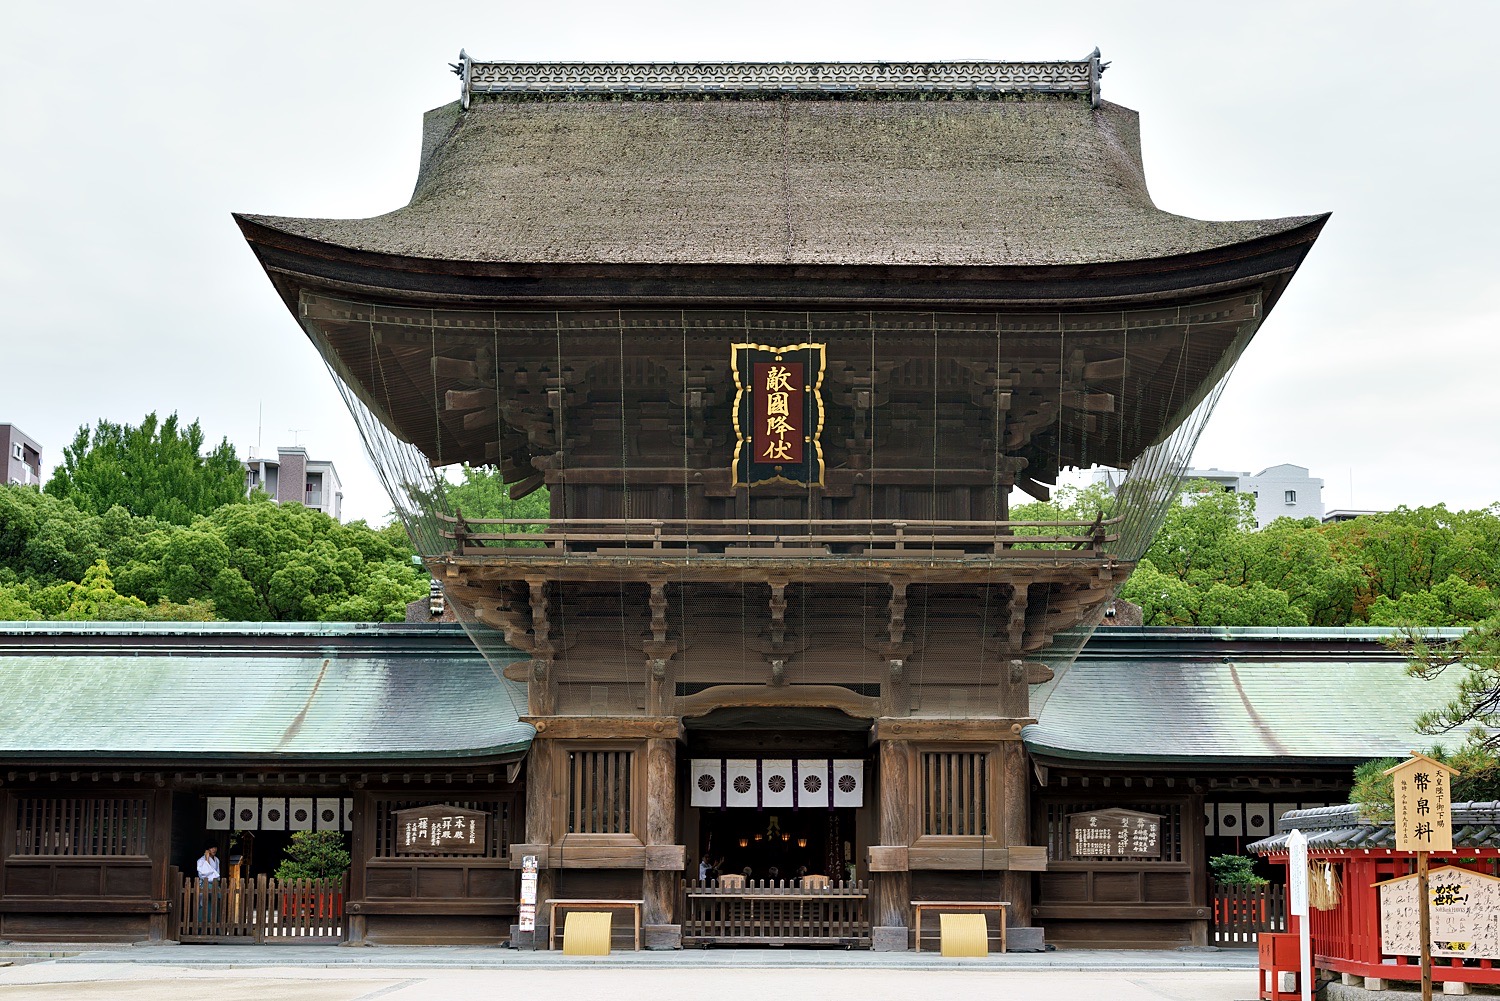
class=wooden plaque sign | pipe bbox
[732,342,825,488]
[393,804,488,855]
[1380,866,1500,960]
[1385,754,1458,853]
[1066,808,1162,858]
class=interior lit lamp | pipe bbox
[738,838,748,848]
[797,838,807,848]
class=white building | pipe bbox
[1093,463,1324,529]
[244,446,343,521]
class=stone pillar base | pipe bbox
[1006,926,1045,952]
[872,925,910,951]
[644,924,682,950]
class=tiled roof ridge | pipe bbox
[1275,801,1500,834]
[453,50,1106,109]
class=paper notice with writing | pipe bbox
[1380,867,1500,960]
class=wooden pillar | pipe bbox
[523,743,556,948]
[346,789,369,945]
[642,735,681,949]
[148,787,172,942]
[871,737,912,950]
[1001,741,1032,929]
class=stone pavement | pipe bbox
[9,942,1259,970]
[0,950,1263,1001]
[0,946,1264,1001]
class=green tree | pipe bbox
[273,831,351,881]
[45,412,244,525]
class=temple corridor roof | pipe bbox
[0,623,532,764]
[1025,627,1472,766]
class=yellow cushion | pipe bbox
[562,910,613,955]
[940,913,989,957]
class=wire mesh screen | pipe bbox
[300,292,1263,720]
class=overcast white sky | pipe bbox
[3,2,1496,525]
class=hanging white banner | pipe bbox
[690,759,722,808]
[260,798,288,831]
[725,759,758,808]
[206,796,231,830]
[314,798,342,831]
[1245,803,1272,837]
[796,759,831,808]
[762,759,794,807]
[832,760,863,808]
[232,797,260,831]
[287,797,314,831]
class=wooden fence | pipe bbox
[681,879,870,947]
[1212,881,1287,946]
[177,874,347,943]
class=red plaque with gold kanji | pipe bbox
[733,343,825,487]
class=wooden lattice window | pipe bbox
[920,752,989,837]
[13,797,149,856]
[371,797,514,859]
[566,749,634,835]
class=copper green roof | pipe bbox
[0,623,532,763]
[1025,627,1472,766]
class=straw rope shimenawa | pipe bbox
[240,53,1319,269]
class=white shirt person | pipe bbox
[196,846,221,881]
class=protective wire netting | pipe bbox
[301,291,1265,721]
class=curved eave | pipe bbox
[236,212,1328,312]
[0,740,535,768]
[1024,743,1385,770]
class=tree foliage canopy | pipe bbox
[0,485,425,622]
[1101,484,1500,629]
[45,412,244,525]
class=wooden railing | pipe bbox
[177,874,347,943]
[439,514,1122,559]
[681,879,870,947]
[1212,881,1286,946]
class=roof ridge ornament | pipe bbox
[453,50,1106,109]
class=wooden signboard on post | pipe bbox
[1384,753,1462,1001]
[392,804,488,855]
[1388,754,1456,853]
[1066,808,1162,858]
[1380,866,1500,960]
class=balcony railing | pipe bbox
[437,513,1122,559]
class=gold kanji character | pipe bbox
[765,366,793,393]
[762,440,793,461]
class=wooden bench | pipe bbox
[911,900,1010,953]
[543,898,643,951]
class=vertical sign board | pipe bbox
[518,854,539,934]
[1288,829,1311,1001]
[732,343,825,488]
[1384,753,1460,1001]
[1387,754,1457,853]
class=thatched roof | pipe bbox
[240,60,1320,269]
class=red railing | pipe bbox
[1212,881,1286,945]
[1268,852,1500,987]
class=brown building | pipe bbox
[232,53,1326,951]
